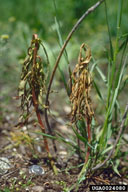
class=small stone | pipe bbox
[29,165,45,175]
[63,105,71,113]
[22,126,27,131]
[31,186,44,192]
[19,144,26,154]
[59,151,67,156]
[36,145,42,153]
[13,148,17,152]
[35,137,40,141]
[0,157,12,175]
[123,133,128,141]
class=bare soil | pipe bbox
[0,94,128,192]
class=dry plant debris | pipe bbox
[70,43,94,124]
[69,44,95,181]
[18,35,45,118]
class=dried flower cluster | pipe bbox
[70,43,94,123]
[18,37,45,115]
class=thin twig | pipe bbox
[92,103,128,171]
[44,0,105,135]
[0,168,19,179]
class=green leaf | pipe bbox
[2,188,10,192]
[101,145,113,155]
[119,77,128,93]
[71,125,87,143]
[96,66,107,84]
[76,120,87,139]
[90,60,98,72]
[35,132,57,139]
[112,159,121,176]
[93,80,104,102]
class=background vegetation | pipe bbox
[0,0,127,87]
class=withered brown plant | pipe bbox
[18,34,57,174]
[70,43,94,164]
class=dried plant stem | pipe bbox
[85,119,91,164]
[92,103,128,171]
[32,34,58,175]
[77,119,92,185]
[44,0,105,132]
[32,34,49,153]
[32,89,49,152]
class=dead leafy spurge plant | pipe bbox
[70,43,94,168]
[18,34,57,174]
[70,43,94,124]
[18,36,45,116]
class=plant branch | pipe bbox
[92,103,128,171]
[44,0,105,134]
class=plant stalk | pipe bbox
[32,34,58,175]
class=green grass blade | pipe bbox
[96,66,107,84]
[93,80,104,102]
[119,77,128,93]
[106,0,123,108]
[117,0,123,29]
[91,57,107,85]
[119,34,128,52]
[104,0,113,60]
[99,0,124,150]
[114,36,128,89]
[99,53,128,149]
[71,125,87,144]
[90,60,98,73]
[52,0,69,65]
[35,131,79,150]
[76,120,87,139]
[34,132,57,139]
[55,131,85,154]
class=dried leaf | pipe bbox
[18,80,26,90]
